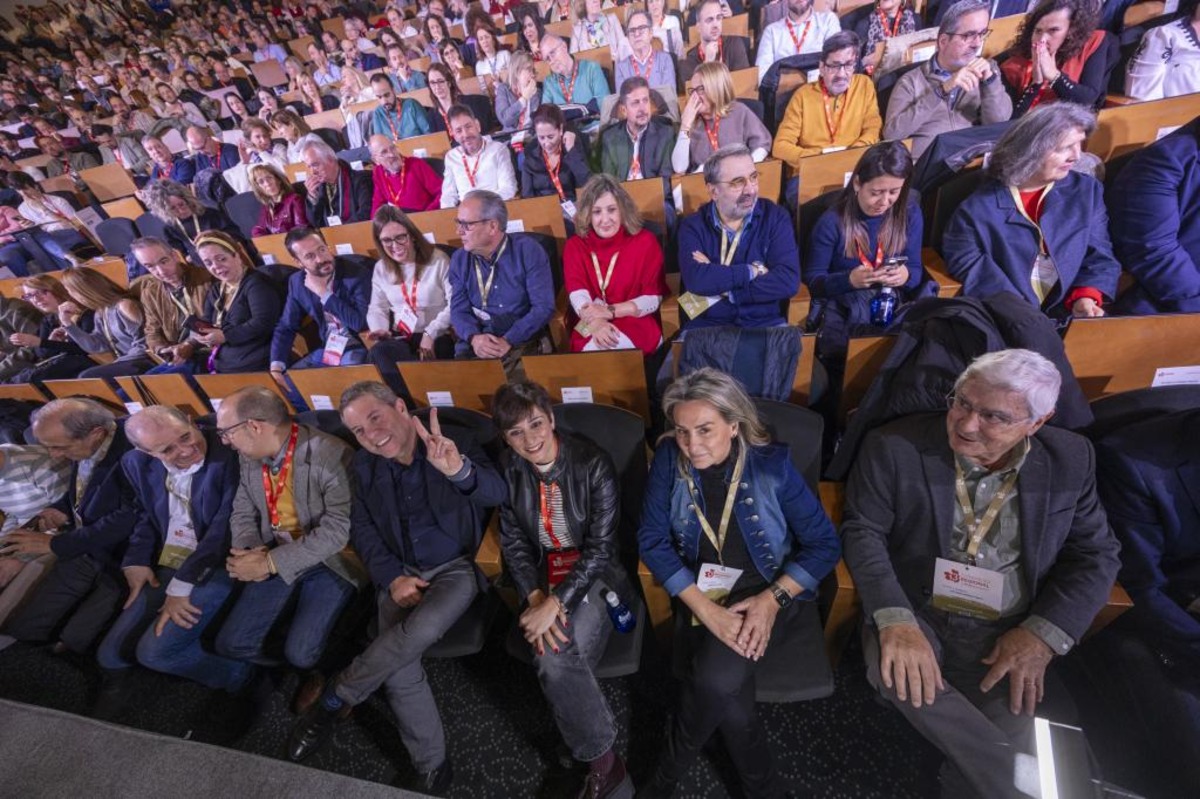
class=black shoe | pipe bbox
[285,701,347,762]
[92,669,137,722]
[414,758,454,796]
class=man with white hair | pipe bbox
[842,349,1121,798]
[299,134,374,227]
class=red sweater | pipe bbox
[370,157,443,215]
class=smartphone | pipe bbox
[182,315,217,334]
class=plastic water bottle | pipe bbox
[604,591,636,633]
[870,287,897,327]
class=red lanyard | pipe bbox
[631,51,655,80]
[539,481,565,548]
[380,159,407,206]
[703,116,720,151]
[855,240,884,270]
[786,17,812,53]
[546,153,566,200]
[261,422,299,530]
[463,151,481,187]
[628,149,641,180]
[699,37,723,63]
[877,6,902,38]
[557,63,578,103]
[383,103,404,140]
[820,79,850,141]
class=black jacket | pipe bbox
[203,268,283,373]
[499,432,629,613]
[304,160,374,226]
[521,136,592,201]
[49,422,138,569]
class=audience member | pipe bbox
[755,0,842,82]
[674,63,771,174]
[856,0,923,74]
[299,135,374,226]
[0,296,41,381]
[286,382,504,794]
[0,443,69,621]
[884,0,1012,159]
[248,163,309,237]
[1124,0,1200,101]
[521,104,592,204]
[495,51,542,132]
[599,78,675,181]
[540,34,610,110]
[638,368,840,799]
[441,104,518,207]
[616,10,677,91]
[841,349,1120,798]
[425,62,466,135]
[143,134,197,185]
[186,125,240,173]
[944,103,1120,320]
[92,124,151,176]
[130,237,213,369]
[5,274,98,383]
[37,134,99,178]
[679,0,752,83]
[58,266,151,379]
[370,73,431,142]
[571,0,628,57]
[8,172,89,270]
[368,134,443,215]
[386,44,427,93]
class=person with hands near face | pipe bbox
[637,369,840,799]
[674,62,772,174]
[286,382,505,797]
[494,380,636,799]
[841,350,1120,799]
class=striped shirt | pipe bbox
[0,444,71,535]
[534,462,577,551]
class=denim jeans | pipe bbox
[214,563,356,670]
[30,229,89,271]
[333,557,477,773]
[0,242,34,277]
[95,568,254,693]
[530,580,616,762]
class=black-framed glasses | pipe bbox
[821,60,856,73]
[947,28,991,42]
[380,232,411,248]
[215,419,255,441]
[454,218,486,230]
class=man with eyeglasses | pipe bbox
[674,144,799,335]
[884,0,1012,160]
[599,77,675,183]
[615,11,677,91]
[368,134,442,214]
[448,189,555,372]
[269,227,372,388]
[754,0,841,85]
[842,349,1120,799]
[131,237,212,367]
[539,34,611,112]
[2,399,136,658]
[89,406,254,722]
[679,0,752,83]
[440,104,517,208]
[773,31,882,168]
[211,385,366,710]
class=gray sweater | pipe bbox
[883,58,1013,160]
[66,304,148,362]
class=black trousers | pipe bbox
[3,554,125,654]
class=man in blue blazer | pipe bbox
[1107,117,1200,314]
[93,406,254,699]
[842,350,1120,799]
[1,398,136,654]
[287,381,506,796]
[185,125,241,173]
[269,227,372,384]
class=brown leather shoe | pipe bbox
[579,755,634,799]
[292,672,325,715]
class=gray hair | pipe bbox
[225,385,291,426]
[339,380,401,413]
[297,133,337,162]
[987,103,1096,187]
[31,398,116,439]
[703,143,752,186]
[821,31,860,61]
[954,349,1062,419]
[126,404,193,449]
[129,236,173,258]
[464,189,508,229]
[939,0,991,36]
[143,178,204,221]
[661,367,770,472]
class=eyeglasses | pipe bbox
[947,28,991,42]
[687,85,706,95]
[21,289,48,300]
[215,419,255,441]
[427,78,449,87]
[380,232,411,248]
[627,24,650,34]
[821,60,856,73]
[454,218,486,230]
[946,394,1029,428]
[716,172,759,191]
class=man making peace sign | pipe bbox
[286,381,506,797]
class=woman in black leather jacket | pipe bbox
[493,380,634,799]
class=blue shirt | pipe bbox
[391,70,428,93]
[449,234,556,353]
[314,63,342,87]
[540,59,610,108]
[385,451,469,571]
[805,201,925,300]
[254,44,288,64]
[371,99,431,141]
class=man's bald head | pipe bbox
[31,398,117,462]
[126,405,207,470]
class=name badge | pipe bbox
[327,214,343,227]
[158,525,198,570]
[394,303,419,336]
[1031,252,1059,297]
[472,307,492,322]
[273,527,298,546]
[696,561,742,605]
[321,331,350,366]
[930,556,1004,621]
[677,291,721,320]
[560,200,577,219]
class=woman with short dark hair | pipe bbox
[521,104,592,201]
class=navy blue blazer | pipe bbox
[269,257,372,365]
[119,429,241,586]
[942,171,1122,314]
[192,142,241,173]
[349,431,507,591]
[1108,118,1200,315]
[150,157,197,186]
[1096,409,1200,665]
[48,423,138,567]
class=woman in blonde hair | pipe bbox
[673,62,772,173]
[563,174,665,354]
[494,50,541,132]
[249,163,308,236]
[638,366,840,798]
[5,274,99,383]
[58,267,152,378]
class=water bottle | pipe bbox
[604,590,635,633]
[870,287,897,327]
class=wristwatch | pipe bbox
[769,582,792,609]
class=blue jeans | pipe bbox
[0,242,34,277]
[214,563,355,670]
[30,229,89,271]
[96,568,254,692]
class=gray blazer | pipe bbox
[841,413,1121,643]
[230,423,368,588]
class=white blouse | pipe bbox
[1126,17,1200,101]
[474,49,512,79]
[367,249,454,339]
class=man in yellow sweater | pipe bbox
[772,31,883,166]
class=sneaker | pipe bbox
[579,755,634,799]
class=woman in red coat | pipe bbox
[563,174,668,355]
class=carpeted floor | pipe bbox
[0,616,1173,799]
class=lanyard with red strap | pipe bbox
[557,62,578,103]
[539,481,565,548]
[877,6,903,38]
[786,17,812,53]
[699,36,723,63]
[702,116,720,151]
[261,422,299,531]
[546,152,566,200]
[631,51,655,80]
[855,240,884,271]
[463,151,481,187]
[383,103,405,140]
[820,78,851,141]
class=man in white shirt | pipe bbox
[755,0,842,84]
[440,105,517,208]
